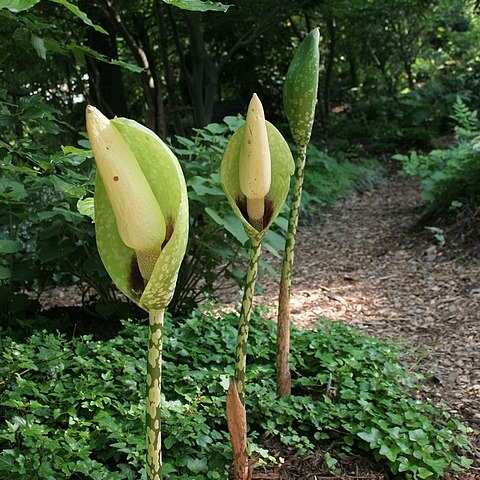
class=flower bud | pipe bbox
[283,28,320,147]
[221,106,294,242]
[86,106,188,311]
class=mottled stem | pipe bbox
[146,308,165,480]
[234,237,262,403]
[276,143,308,397]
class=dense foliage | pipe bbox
[395,98,480,213]
[2,0,480,320]
[0,307,472,479]
[1,1,479,478]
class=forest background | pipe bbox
[1,0,479,479]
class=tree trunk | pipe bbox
[155,1,185,136]
[323,16,336,123]
[83,7,128,117]
[100,0,161,133]
[136,20,167,137]
[183,11,219,126]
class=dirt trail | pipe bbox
[246,174,479,438]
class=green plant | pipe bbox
[277,28,320,397]
[220,94,294,478]
[86,106,189,480]
[0,92,122,328]
[170,116,289,315]
[301,145,382,216]
[0,307,472,479]
[394,97,480,213]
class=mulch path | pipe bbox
[223,173,480,479]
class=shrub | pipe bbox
[0,93,118,327]
[394,97,480,213]
[0,306,472,479]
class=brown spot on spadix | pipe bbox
[113,176,119,182]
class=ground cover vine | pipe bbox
[0,306,472,479]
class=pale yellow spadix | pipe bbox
[86,105,166,280]
[239,94,271,229]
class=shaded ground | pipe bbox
[35,173,480,478]
[223,174,480,478]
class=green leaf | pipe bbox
[0,239,22,253]
[186,457,207,473]
[69,45,143,73]
[379,443,399,462]
[77,197,94,221]
[0,0,40,12]
[0,266,11,279]
[161,0,231,12]
[408,428,429,446]
[49,0,108,34]
[357,427,382,446]
[30,33,46,60]
[205,208,248,245]
[417,467,434,479]
[110,59,144,73]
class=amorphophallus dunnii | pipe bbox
[86,105,188,480]
[220,94,294,479]
[277,28,320,397]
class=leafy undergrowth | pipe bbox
[0,306,473,479]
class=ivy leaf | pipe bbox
[379,443,399,462]
[417,467,434,479]
[49,0,107,34]
[408,428,429,446]
[0,0,40,12]
[357,427,382,447]
[186,457,207,473]
[162,0,231,12]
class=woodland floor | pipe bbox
[37,173,480,478]
[221,174,480,479]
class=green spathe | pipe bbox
[283,28,320,147]
[221,121,294,242]
[94,116,189,311]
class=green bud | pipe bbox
[86,107,189,311]
[283,28,320,147]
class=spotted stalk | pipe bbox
[276,144,307,396]
[221,95,294,478]
[277,28,320,397]
[86,107,188,480]
[146,308,164,480]
[234,237,262,403]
